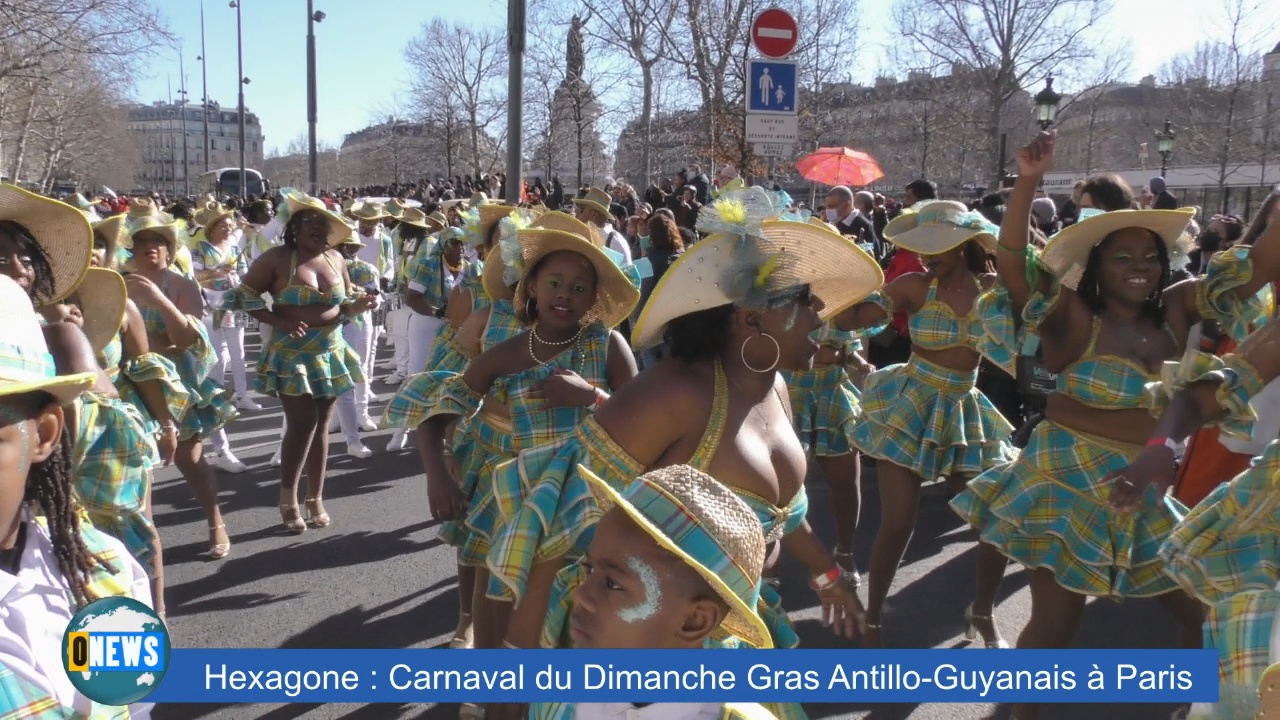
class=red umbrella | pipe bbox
[796,147,884,187]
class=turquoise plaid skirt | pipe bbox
[784,364,860,457]
[256,324,362,398]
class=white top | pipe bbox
[357,230,394,281]
[0,513,154,719]
[574,704,720,720]
[600,224,634,265]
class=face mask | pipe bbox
[1076,207,1105,222]
[639,235,650,253]
[825,208,840,222]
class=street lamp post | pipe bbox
[167,110,177,197]
[178,55,190,197]
[198,1,210,173]
[1157,120,1175,178]
[307,3,326,196]
[230,0,247,199]
[1034,75,1062,131]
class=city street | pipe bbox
[151,333,1189,720]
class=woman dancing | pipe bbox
[223,190,375,532]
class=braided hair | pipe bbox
[0,220,56,303]
[15,391,114,608]
[1077,229,1172,324]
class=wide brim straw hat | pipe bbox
[1040,207,1197,290]
[398,207,433,230]
[631,218,884,352]
[427,211,449,230]
[385,198,408,219]
[882,200,998,255]
[512,228,639,329]
[577,463,772,650]
[62,268,127,354]
[91,215,127,268]
[285,192,352,248]
[572,187,612,218]
[125,217,185,261]
[193,201,234,230]
[483,211,602,302]
[350,202,390,221]
[0,183,93,304]
[466,204,519,249]
[0,275,96,403]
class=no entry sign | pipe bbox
[751,8,798,59]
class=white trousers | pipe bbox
[387,306,413,375]
[205,319,249,395]
[343,316,374,412]
[407,312,445,376]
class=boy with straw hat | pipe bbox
[0,274,157,719]
[531,465,777,720]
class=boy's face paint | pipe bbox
[617,557,662,623]
[569,510,705,649]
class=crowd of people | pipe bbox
[6,128,1280,720]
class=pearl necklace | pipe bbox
[528,325,582,367]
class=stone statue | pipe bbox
[567,14,586,82]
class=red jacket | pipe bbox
[884,249,924,334]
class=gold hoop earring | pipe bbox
[741,333,781,373]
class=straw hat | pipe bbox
[512,227,640,329]
[283,191,352,248]
[193,201,234,231]
[427,211,448,230]
[61,268,127,354]
[351,202,390,222]
[0,275,96,403]
[464,203,519,249]
[91,215,127,269]
[125,217,186,261]
[397,207,434,230]
[578,464,772,649]
[384,198,409,219]
[467,191,491,210]
[1040,207,1197,290]
[125,197,162,224]
[631,219,884,351]
[572,187,612,218]
[881,200,998,255]
[0,183,93,305]
[483,212,603,302]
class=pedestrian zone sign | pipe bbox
[747,59,797,115]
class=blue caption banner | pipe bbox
[143,649,1218,704]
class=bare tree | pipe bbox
[1161,0,1273,208]
[0,0,171,84]
[1046,44,1134,175]
[891,0,1110,183]
[405,19,507,180]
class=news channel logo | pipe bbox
[61,596,171,706]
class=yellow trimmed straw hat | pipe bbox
[512,226,640,329]
[284,191,352,248]
[0,275,96,403]
[572,187,612,218]
[193,201,235,230]
[125,217,186,260]
[0,183,93,305]
[1040,207,1196,290]
[631,219,884,351]
[91,215,127,268]
[483,211,602,302]
[882,200,999,255]
[578,463,773,649]
[62,267,128,354]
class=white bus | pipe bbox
[197,168,270,199]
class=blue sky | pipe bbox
[134,0,1279,156]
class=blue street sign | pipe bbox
[746,59,798,115]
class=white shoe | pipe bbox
[213,449,247,474]
[234,394,263,412]
[346,439,373,459]
[328,416,339,434]
[387,429,408,451]
[383,371,406,385]
[358,415,378,432]
[269,450,282,467]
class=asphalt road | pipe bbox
[149,332,1190,720]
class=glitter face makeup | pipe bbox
[618,556,662,623]
[0,406,32,470]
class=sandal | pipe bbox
[208,523,231,559]
[279,503,306,534]
[964,603,1009,648]
[451,612,474,649]
[305,497,331,528]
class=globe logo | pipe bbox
[61,596,170,706]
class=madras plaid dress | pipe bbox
[346,258,380,329]
[98,332,191,442]
[139,304,237,441]
[952,303,1191,598]
[223,283,364,398]
[71,393,160,574]
[191,238,248,328]
[850,285,1018,481]
[782,324,865,457]
[0,518,143,720]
